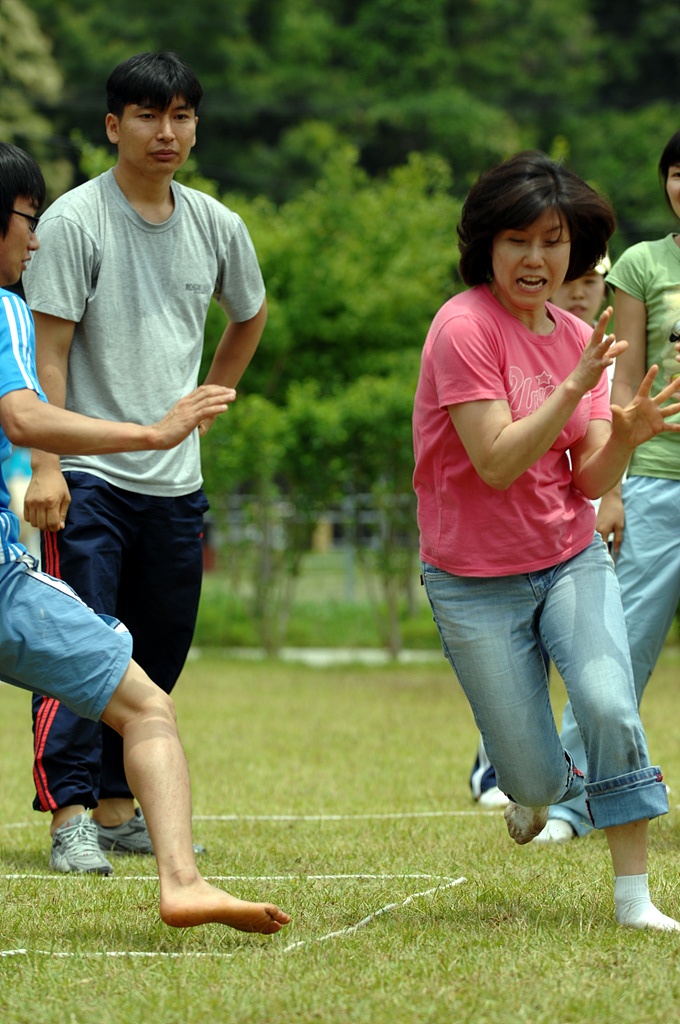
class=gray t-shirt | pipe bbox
[23,168,265,495]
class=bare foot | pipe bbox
[160,879,291,933]
[504,802,548,845]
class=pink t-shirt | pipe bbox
[413,284,612,576]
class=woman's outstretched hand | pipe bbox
[572,307,626,394]
[611,365,680,449]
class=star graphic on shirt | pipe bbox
[536,371,552,387]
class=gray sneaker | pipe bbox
[96,807,207,856]
[49,813,114,875]
[96,807,154,855]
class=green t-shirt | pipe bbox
[607,233,680,479]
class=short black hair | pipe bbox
[0,142,45,238]
[106,51,203,117]
[457,151,615,286]
[658,131,680,214]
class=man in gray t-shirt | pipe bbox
[22,51,267,875]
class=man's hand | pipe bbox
[153,385,236,449]
[198,416,215,438]
[24,463,71,532]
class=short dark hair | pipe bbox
[106,51,203,117]
[658,131,680,213]
[0,142,45,238]
[457,151,615,286]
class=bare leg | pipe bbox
[604,819,648,876]
[101,661,291,933]
[605,819,679,931]
[92,797,136,828]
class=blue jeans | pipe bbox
[550,477,680,834]
[422,535,668,830]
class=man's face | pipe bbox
[0,198,39,287]
[105,95,198,177]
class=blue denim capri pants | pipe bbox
[0,556,132,722]
[422,536,667,829]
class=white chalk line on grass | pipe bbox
[0,809,498,831]
[194,811,497,822]
[0,812,472,958]
[0,948,234,960]
[282,876,467,954]
[0,875,468,960]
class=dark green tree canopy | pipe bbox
[23,0,680,240]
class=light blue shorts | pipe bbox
[0,556,132,721]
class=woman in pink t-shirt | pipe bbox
[470,259,612,814]
[413,150,680,931]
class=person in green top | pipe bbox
[536,129,680,843]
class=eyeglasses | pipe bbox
[11,209,40,234]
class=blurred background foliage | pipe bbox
[9,0,680,240]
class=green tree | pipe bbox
[200,394,292,655]
[448,0,602,137]
[561,103,680,251]
[214,145,460,403]
[201,384,348,654]
[19,0,569,200]
[201,366,421,657]
[590,0,680,109]
[334,363,421,656]
[0,0,70,198]
[24,0,336,198]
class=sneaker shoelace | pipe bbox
[62,817,101,852]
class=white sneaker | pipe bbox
[49,813,114,875]
[477,785,510,810]
[503,802,549,845]
[532,818,576,845]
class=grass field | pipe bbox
[1,649,680,1023]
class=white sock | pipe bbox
[614,873,680,932]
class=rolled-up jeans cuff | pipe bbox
[586,766,668,829]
